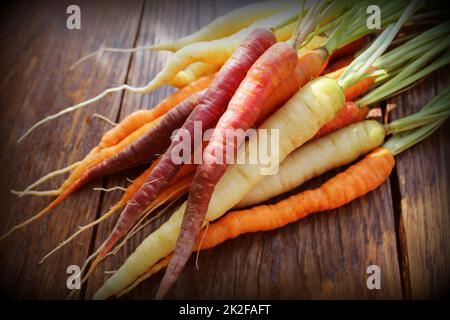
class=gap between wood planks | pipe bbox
[80,0,147,300]
[381,99,412,300]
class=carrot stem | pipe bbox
[338,1,419,90]
[386,87,450,135]
[384,119,446,156]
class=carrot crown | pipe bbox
[287,0,350,50]
[356,23,450,106]
[337,0,420,91]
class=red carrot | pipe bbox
[157,40,299,298]
[314,102,369,139]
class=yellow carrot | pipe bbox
[237,120,385,207]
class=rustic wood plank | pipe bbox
[388,69,450,299]
[0,0,143,299]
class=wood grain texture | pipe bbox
[387,69,450,299]
[0,0,143,299]
[0,0,447,300]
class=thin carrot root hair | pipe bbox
[1,203,56,241]
[93,186,127,193]
[111,193,184,257]
[80,194,181,288]
[70,44,156,70]
[11,161,80,197]
[92,113,118,126]
[18,83,152,143]
[40,160,163,263]
[39,202,123,264]
[77,172,193,287]
[11,189,62,197]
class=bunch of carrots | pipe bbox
[4,0,449,299]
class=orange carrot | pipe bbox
[199,148,394,245]
[127,148,395,292]
[310,66,377,139]
[327,66,376,100]
[99,74,213,150]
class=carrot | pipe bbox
[71,0,290,69]
[18,6,299,142]
[317,22,450,139]
[150,0,291,51]
[60,90,203,196]
[2,91,204,239]
[169,63,219,88]
[83,28,277,277]
[93,7,418,298]
[238,120,384,208]
[242,25,450,207]
[216,149,394,249]
[99,74,213,149]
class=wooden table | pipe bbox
[0,0,448,300]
